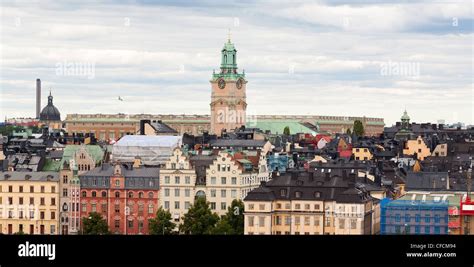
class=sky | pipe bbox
[0,0,472,126]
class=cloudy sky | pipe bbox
[0,0,472,126]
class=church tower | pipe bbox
[210,36,247,135]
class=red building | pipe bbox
[460,196,474,235]
[79,162,160,234]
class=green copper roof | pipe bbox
[401,110,410,121]
[43,145,105,172]
[247,120,316,135]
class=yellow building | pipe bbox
[431,143,447,157]
[403,136,431,160]
[0,172,59,235]
[244,172,380,235]
[352,147,373,161]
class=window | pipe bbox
[221,177,226,184]
[164,189,170,197]
[102,191,107,197]
[305,204,310,210]
[128,192,134,198]
[425,215,430,223]
[434,214,440,223]
[115,192,120,198]
[221,190,226,198]
[259,204,265,210]
[114,220,120,229]
[29,197,34,205]
[304,217,310,226]
[114,204,120,213]
[248,204,254,210]
[231,190,237,198]
[63,189,68,197]
[295,204,301,209]
[30,186,34,193]
[51,186,56,193]
[314,192,321,198]
[40,198,45,206]
[185,176,190,184]
[185,189,190,197]
[91,203,96,212]
[92,191,97,197]
[295,191,302,198]
[325,217,331,227]
[19,197,23,205]
[8,185,12,192]
[51,198,56,206]
[405,214,411,222]
[211,177,216,184]
[41,186,45,193]
[19,186,23,193]
[82,191,87,198]
[259,216,265,227]
[115,180,120,187]
[210,202,216,210]
[185,201,190,210]
[350,219,357,229]
[415,214,420,222]
[211,189,216,197]
[164,201,169,209]
[424,226,430,234]
[295,216,300,225]
[174,189,180,197]
[138,204,144,215]
[275,216,281,225]
[174,201,180,209]
[175,176,180,184]
[101,204,107,213]
[339,219,345,229]
[285,203,291,209]
[128,220,133,228]
[415,226,420,234]
[148,204,154,214]
[280,189,286,197]
[164,176,170,184]
[8,197,13,205]
[248,216,254,226]
[231,177,237,185]
[221,202,226,210]
[314,204,320,210]
[148,192,153,199]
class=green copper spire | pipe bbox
[211,33,245,82]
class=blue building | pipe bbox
[267,153,289,174]
[380,198,449,235]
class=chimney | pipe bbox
[36,78,41,119]
[140,119,151,135]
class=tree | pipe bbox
[180,197,219,235]
[353,120,365,137]
[212,199,245,235]
[82,212,110,235]
[149,207,176,235]
[283,126,291,135]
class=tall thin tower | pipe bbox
[36,78,41,119]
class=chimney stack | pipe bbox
[36,78,41,118]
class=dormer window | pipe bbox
[314,191,321,198]
[295,191,302,198]
[280,189,287,197]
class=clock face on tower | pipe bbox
[218,79,226,89]
[236,78,243,89]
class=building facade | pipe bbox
[243,170,380,235]
[160,148,270,227]
[0,172,59,235]
[79,163,160,234]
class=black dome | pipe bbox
[40,93,61,121]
